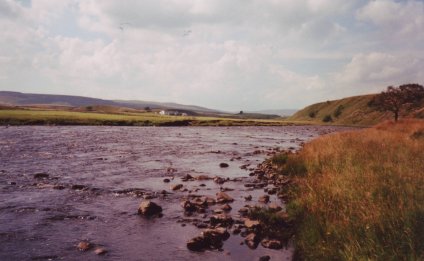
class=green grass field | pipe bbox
[0,109,297,126]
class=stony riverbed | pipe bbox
[0,126,354,261]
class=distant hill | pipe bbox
[0,91,221,115]
[289,94,424,126]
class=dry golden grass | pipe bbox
[280,119,424,260]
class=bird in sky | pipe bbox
[182,29,192,37]
[119,22,132,31]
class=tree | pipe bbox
[144,106,151,112]
[239,110,243,114]
[369,83,424,122]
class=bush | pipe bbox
[308,111,317,118]
[271,153,288,165]
[322,115,332,122]
[333,105,344,118]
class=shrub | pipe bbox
[333,105,344,118]
[271,153,288,165]
[322,115,332,122]
[308,111,316,118]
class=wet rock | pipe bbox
[244,195,252,201]
[214,177,227,185]
[94,247,108,255]
[53,185,65,190]
[213,209,224,214]
[210,214,233,227]
[240,164,250,169]
[219,163,229,168]
[258,195,270,203]
[244,233,260,249]
[187,227,230,252]
[261,239,282,249]
[216,192,234,203]
[193,197,208,207]
[244,219,261,230]
[77,241,92,251]
[205,197,216,205]
[238,207,249,216]
[171,184,183,191]
[232,227,241,235]
[196,175,211,180]
[259,255,271,261]
[163,178,170,183]
[167,167,176,174]
[181,200,197,212]
[199,183,206,187]
[143,194,154,200]
[71,184,87,190]
[181,174,194,182]
[220,187,234,192]
[268,203,282,211]
[34,173,49,179]
[267,187,278,195]
[8,181,16,185]
[187,236,208,252]
[221,204,232,212]
[137,201,163,217]
[196,223,208,229]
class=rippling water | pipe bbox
[0,126,353,261]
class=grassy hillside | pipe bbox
[273,120,424,260]
[0,91,221,114]
[289,94,424,126]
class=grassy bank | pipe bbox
[0,109,294,126]
[274,120,424,260]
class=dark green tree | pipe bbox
[369,84,424,122]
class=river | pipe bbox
[0,126,353,261]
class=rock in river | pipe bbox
[259,256,271,261]
[77,241,92,251]
[171,184,183,191]
[210,214,233,227]
[244,233,260,249]
[244,219,261,230]
[219,163,229,168]
[34,173,49,179]
[187,227,230,251]
[258,195,270,203]
[94,247,108,255]
[138,201,163,217]
[216,192,234,203]
[261,239,282,249]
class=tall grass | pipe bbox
[280,120,424,260]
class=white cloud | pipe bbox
[0,0,423,110]
[357,0,424,45]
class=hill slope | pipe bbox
[0,91,220,114]
[289,94,424,126]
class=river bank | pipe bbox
[267,120,424,260]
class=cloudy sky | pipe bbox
[1,0,423,110]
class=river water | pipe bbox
[0,126,353,261]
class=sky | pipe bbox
[0,0,423,111]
